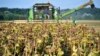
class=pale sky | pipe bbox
[0,0,100,9]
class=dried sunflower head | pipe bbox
[6,35,12,39]
[37,38,42,44]
[42,33,48,37]
[15,43,20,47]
[18,36,25,40]
[57,48,64,56]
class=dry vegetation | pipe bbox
[0,22,100,56]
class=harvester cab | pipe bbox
[28,3,57,21]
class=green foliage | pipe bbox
[0,7,28,20]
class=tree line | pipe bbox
[0,7,29,20]
[0,7,100,20]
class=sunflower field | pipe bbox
[0,22,100,56]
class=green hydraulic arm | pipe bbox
[61,0,94,17]
[59,0,95,23]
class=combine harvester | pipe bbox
[27,0,95,23]
[0,0,95,23]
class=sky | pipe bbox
[0,0,100,9]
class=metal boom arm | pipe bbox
[61,0,95,17]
